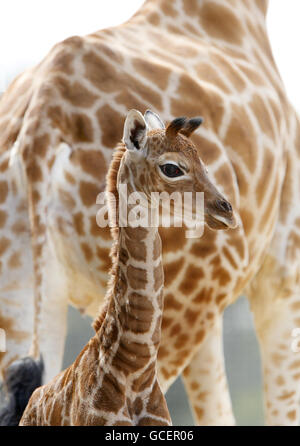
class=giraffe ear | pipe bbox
[144,109,165,130]
[123,109,148,153]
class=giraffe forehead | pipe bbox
[147,132,199,162]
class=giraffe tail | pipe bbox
[0,356,44,426]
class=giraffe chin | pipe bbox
[205,213,237,231]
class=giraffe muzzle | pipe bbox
[205,198,237,230]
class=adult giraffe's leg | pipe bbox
[21,132,70,384]
[0,142,68,424]
[0,151,35,378]
[182,315,235,426]
[249,255,300,426]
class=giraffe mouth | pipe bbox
[205,199,237,230]
[206,212,237,230]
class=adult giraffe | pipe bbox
[0,0,299,426]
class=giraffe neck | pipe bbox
[97,223,164,376]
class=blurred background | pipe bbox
[1,0,299,425]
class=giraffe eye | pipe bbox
[160,164,184,178]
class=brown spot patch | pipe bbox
[184,308,198,326]
[83,51,119,93]
[195,329,205,343]
[287,409,297,422]
[193,287,213,304]
[190,228,217,258]
[80,242,93,262]
[157,345,169,359]
[0,237,11,256]
[90,215,102,237]
[93,372,125,413]
[0,310,29,343]
[79,181,99,207]
[133,397,143,416]
[0,181,8,203]
[32,134,50,158]
[51,48,74,75]
[0,210,7,228]
[97,104,124,149]
[115,90,146,112]
[8,251,22,269]
[124,226,148,241]
[119,247,129,265]
[161,1,177,17]
[170,323,181,337]
[275,375,285,386]
[11,221,28,235]
[159,227,186,253]
[164,293,183,311]
[125,237,146,261]
[76,149,106,180]
[70,113,94,143]
[148,12,160,26]
[26,160,43,182]
[200,2,244,44]
[64,170,75,184]
[96,246,111,272]
[73,212,84,236]
[164,257,184,287]
[239,208,254,237]
[179,264,204,294]
[174,333,189,349]
[55,75,97,107]
[195,406,204,419]
[0,159,9,172]
[161,315,173,330]
[127,265,147,290]
[277,390,295,401]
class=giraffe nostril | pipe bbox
[217,199,232,213]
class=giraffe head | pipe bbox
[115,109,236,231]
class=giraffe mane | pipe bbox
[92,142,126,332]
[106,142,126,241]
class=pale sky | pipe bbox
[0,1,299,112]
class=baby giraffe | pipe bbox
[20,109,235,426]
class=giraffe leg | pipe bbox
[0,150,35,378]
[249,256,300,426]
[182,316,235,426]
